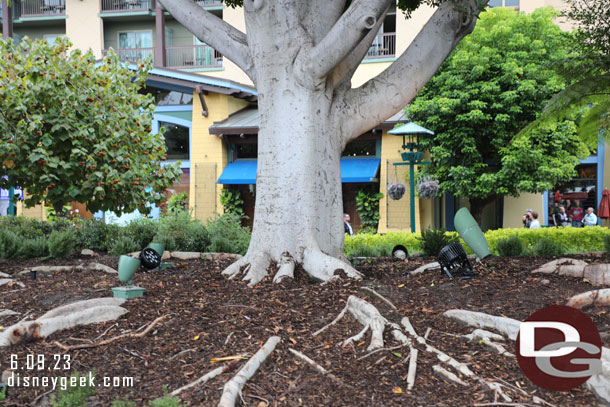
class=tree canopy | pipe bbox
[0,37,182,215]
[406,7,590,218]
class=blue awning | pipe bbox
[217,158,380,184]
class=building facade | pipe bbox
[2,0,604,231]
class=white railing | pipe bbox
[102,48,155,64]
[15,0,65,17]
[365,33,396,59]
[166,45,222,68]
[101,0,154,12]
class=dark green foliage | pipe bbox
[355,188,384,231]
[167,192,189,214]
[418,228,457,257]
[534,237,564,257]
[124,218,159,249]
[78,219,115,251]
[496,235,523,257]
[108,235,140,256]
[157,211,210,252]
[48,230,78,258]
[603,233,610,254]
[206,213,251,255]
[51,372,96,407]
[0,228,20,259]
[20,237,49,258]
[148,387,184,407]
[220,188,245,218]
[349,243,392,258]
[111,396,136,407]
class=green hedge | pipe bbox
[345,226,609,257]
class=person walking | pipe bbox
[344,213,354,235]
[582,207,598,227]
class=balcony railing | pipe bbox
[364,33,396,59]
[10,0,65,18]
[166,45,223,69]
[195,0,222,6]
[101,0,154,12]
[102,47,155,64]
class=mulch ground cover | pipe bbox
[0,253,608,406]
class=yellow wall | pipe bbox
[65,0,104,59]
[502,193,544,229]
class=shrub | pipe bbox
[349,242,392,257]
[417,228,457,257]
[124,218,159,249]
[344,232,422,258]
[220,188,245,218]
[112,396,136,407]
[534,237,564,257]
[78,219,113,251]
[355,187,384,231]
[109,235,140,256]
[0,228,20,259]
[149,387,184,407]
[206,213,250,255]
[51,372,96,407]
[157,211,210,252]
[48,230,78,258]
[0,216,47,239]
[167,192,188,214]
[20,237,49,258]
[604,233,610,253]
[496,235,523,257]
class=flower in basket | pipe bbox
[387,183,406,200]
[417,178,439,199]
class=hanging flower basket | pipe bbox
[387,183,406,200]
[417,178,439,199]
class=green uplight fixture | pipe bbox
[388,122,434,233]
[112,255,145,299]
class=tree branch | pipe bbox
[336,0,486,141]
[157,0,255,81]
[297,0,393,82]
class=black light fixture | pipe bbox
[437,242,477,279]
[139,247,162,271]
[392,245,408,260]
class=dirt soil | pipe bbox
[0,253,608,407]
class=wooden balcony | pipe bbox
[364,33,396,59]
[102,47,155,64]
[166,45,223,69]
[101,0,154,13]
[11,0,65,18]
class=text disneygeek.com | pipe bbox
[7,373,134,391]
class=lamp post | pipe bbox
[388,123,434,233]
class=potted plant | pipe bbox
[417,177,439,199]
[387,183,406,200]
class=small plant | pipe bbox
[112,396,136,407]
[109,235,140,256]
[418,228,457,257]
[604,233,610,254]
[0,228,20,259]
[167,192,188,214]
[48,230,78,258]
[149,386,184,407]
[496,235,523,257]
[206,213,251,255]
[51,371,96,407]
[220,188,245,218]
[78,219,113,251]
[157,211,210,252]
[20,237,49,258]
[0,386,6,402]
[387,183,406,200]
[355,187,384,231]
[125,218,159,249]
[534,238,564,257]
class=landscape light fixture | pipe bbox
[436,242,477,280]
[112,255,145,299]
[391,245,408,260]
[147,242,173,271]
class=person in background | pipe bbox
[344,213,354,235]
[529,211,541,229]
[583,207,598,227]
[522,209,533,228]
[553,205,570,227]
[569,201,584,227]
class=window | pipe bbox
[143,87,193,106]
[489,0,519,7]
[118,31,153,62]
[342,140,377,157]
[160,122,189,161]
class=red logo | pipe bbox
[516,305,602,391]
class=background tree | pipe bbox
[521,0,610,141]
[158,0,489,284]
[0,37,182,216]
[406,7,590,223]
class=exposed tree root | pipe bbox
[288,348,350,388]
[0,298,128,347]
[273,253,295,283]
[406,346,418,390]
[53,315,168,351]
[360,286,398,310]
[532,259,610,286]
[433,364,467,386]
[566,288,610,309]
[463,329,513,357]
[171,360,239,396]
[303,248,363,282]
[0,279,24,288]
[0,309,20,317]
[241,253,271,286]
[218,336,280,407]
[443,309,520,340]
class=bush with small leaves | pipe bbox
[604,233,610,254]
[78,219,114,251]
[20,237,49,258]
[109,235,140,256]
[157,211,210,252]
[417,228,457,257]
[496,235,523,257]
[0,228,20,259]
[48,230,78,258]
[534,237,564,257]
[124,218,159,249]
[148,387,184,407]
[51,372,96,407]
[206,213,250,255]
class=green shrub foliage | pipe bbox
[109,235,140,256]
[157,211,209,252]
[78,219,115,251]
[417,228,457,257]
[51,372,96,407]
[0,228,20,259]
[48,230,78,258]
[604,233,610,254]
[496,235,523,257]
[124,218,159,249]
[20,237,49,258]
[534,237,564,257]
[148,387,184,407]
[111,396,136,407]
[206,213,250,255]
